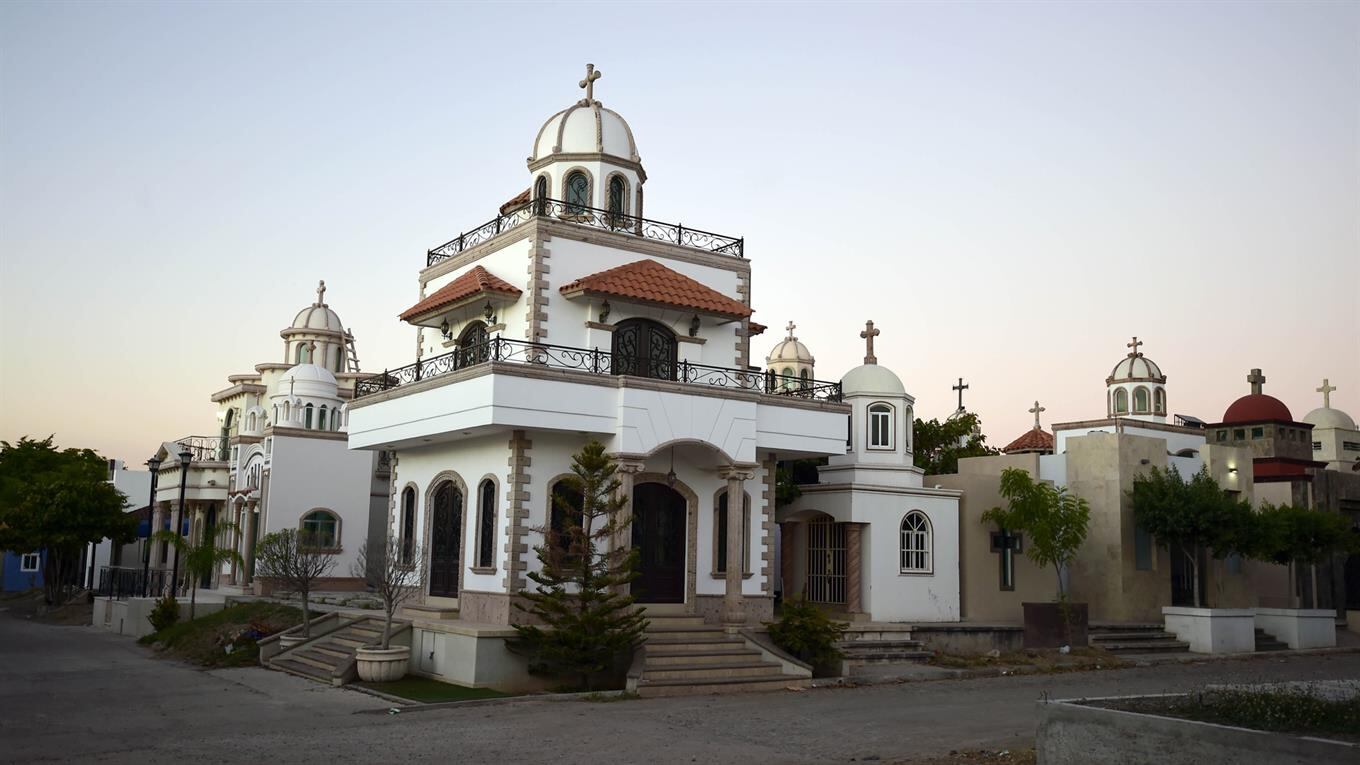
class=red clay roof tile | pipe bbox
[399,266,522,322]
[1002,428,1055,454]
[558,259,751,319]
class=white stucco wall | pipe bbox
[264,434,378,578]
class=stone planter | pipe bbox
[1022,602,1089,649]
[1162,607,1255,654]
[1254,608,1336,649]
[278,633,308,650]
[356,646,411,682]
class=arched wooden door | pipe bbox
[612,319,677,381]
[630,482,686,603]
[428,482,462,598]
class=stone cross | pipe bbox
[1127,336,1142,356]
[579,63,602,103]
[785,320,796,340]
[1318,378,1336,408]
[1248,368,1266,395]
[860,320,880,365]
[1029,400,1046,430]
[953,377,970,411]
[316,279,326,305]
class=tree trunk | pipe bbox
[301,587,311,638]
[1187,548,1201,609]
[190,579,198,621]
[382,606,393,650]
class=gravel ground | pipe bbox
[4,614,1359,764]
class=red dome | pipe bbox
[1222,394,1293,424]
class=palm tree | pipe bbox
[152,521,243,620]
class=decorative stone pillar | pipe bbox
[721,467,755,629]
[151,504,166,567]
[612,459,645,596]
[242,501,258,585]
[845,523,865,616]
[780,522,798,601]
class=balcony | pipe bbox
[426,197,744,267]
[172,435,229,462]
[355,337,841,402]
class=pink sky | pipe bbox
[2,2,1356,464]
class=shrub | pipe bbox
[148,595,179,633]
[765,597,847,670]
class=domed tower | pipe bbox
[767,321,815,391]
[281,280,358,375]
[1302,378,1359,471]
[527,64,645,219]
[270,364,346,432]
[1106,336,1167,423]
[824,321,919,483]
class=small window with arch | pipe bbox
[565,171,590,214]
[868,403,894,449]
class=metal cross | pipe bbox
[785,320,796,340]
[1318,378,1336,408]
[1248,368,1266,395]
[1029,400,1046,430]
[316,279,326,305]
[860,320,880,365]
[1127,336,1142,356]
[579,63,602,103]
[953,377,970,411]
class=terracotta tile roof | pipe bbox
[748,321,767,336]
[1002,428,1055,454]
[499,187,531,215]
[559,259,752,319]
[399,266,522,322]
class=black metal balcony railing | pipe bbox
[427,197,744,266]
[96,566,169,600]
[356,336,843,403]
[174,436,229,462]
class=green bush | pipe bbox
[765,597,847,671]
[148,595,179,633]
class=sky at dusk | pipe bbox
[2,1,1357,465]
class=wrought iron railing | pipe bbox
[173,436,229,462]
[356,337,842,402]
[427,197,744,266]
[96,566,169,600]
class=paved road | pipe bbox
[4,616,1359,764]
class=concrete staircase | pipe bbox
[838,639,932,666]
[1254,628,1288,652]
[1089,623,1190,655]
[267,616,393,686]
[634,614,811,697]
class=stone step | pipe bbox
[401,604,460,620]
[838,639,925,651]
[644,649,763,666]
[1097,640,1190,654]
[638,675,811,697]
[641,614,707,628]
[330,636,367,649]
[644,636,745,651]
[269,657,332,682]
[291,650,342,672]
[309,645,352,660]
[1089,623,1165,632]
[1254,630,1289,652]
[845,651,933,664]
[643,626,727,640]
[1091,632,1178,642]
[642,662,781,682]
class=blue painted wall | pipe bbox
[2,550,45,592]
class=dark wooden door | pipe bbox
[612,319,677,381]
[428,482,462,598]
[631,483,686,603]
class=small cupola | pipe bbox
[1106,336,1168,423]
[766,321,815,391]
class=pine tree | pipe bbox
[511,440,647,690]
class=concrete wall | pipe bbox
[265,434,379,582]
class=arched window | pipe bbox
[282,401,291,421]
[611,318,677,381]
[476,479,497,569]
[334,346,344,373]
[1113,388,1129,414]
[1154,388,1166,414]
[799,369,810,387]
[301,510,339,549]
[900,511,932,573]
[607,175,627,227]
[549,480,584,561]
[868,403,894,449]
[781,366,795,391]
[1133,386,1150,414]
[457,321,490,368]
[565,171,590,213]
[715,490,750,575]
[318,405,328,431]
[304,403,314,430]
[331,408,342,431]
[272,405,278,423]
[400,487,416,565]
[296,343,312,364]
[534,174,549,214]
[247,412,257,432]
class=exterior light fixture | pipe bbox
[140,455,163,597]
[1228,466,1238,474]
[689,315,701,337]
[439,319,451,341]
[483,301,495,322]
[599,300,611,323]
[666,446,677,488]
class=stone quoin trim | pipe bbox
[760,455,776,595]
[526,235,551,342]
[734,270,751,368]
[503,430,532,592]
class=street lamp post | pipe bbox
[140,455,162,597]
[169,447,193,597]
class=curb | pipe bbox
[351,687,633,715]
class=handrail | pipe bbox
[427,197,743,266]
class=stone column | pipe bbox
[780,522,798,600]
[721,468,754,629]
[845,523,865,616]
[151,504,166,567]
[612,460,645,596]
[242,501,258,586]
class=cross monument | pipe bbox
[1248,368,1266,395]
[860,320,880,365]
[1029,400,1046,430]
[785,320,797,340]
[1127,336,1143,356]
[953,377,970,411]
[579,63,602,103]
[1318,378,1336,408]
[316,279,326,305]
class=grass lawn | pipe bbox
[357,676,512,703]
[138,601,303,668]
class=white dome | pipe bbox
[767,323,814,366]
[1303,406,1356,430]
[280,364,337,385]
[292,304,344,332]
[841,364,906,397]
[1108,354,1164,382]
[531,101,640,163]
[276,363,340,401]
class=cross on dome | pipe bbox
[953,377,970,411]
[1248,368,1267,395]
[785,320,797,340]
[860,320,880,365]
[1318,378,1337,408]
[1127,336,1143,357]
[1029,400,1046,430]
[579,63,602,104]
[315,279,327,306]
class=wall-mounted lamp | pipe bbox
[689,315,701,337]
[483,301,495,323]
[599,300,611,323]
[1228,467,1239,475]
[439,319,451,341]
[1139,458,1150,465]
